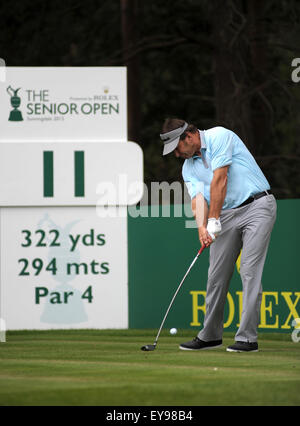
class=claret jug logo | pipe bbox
[6,86,23,121]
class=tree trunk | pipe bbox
[248,0,271,156]
[120,0,141,142]
[211,1,254,150]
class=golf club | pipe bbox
[141,245,206,351]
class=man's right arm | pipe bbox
[191,193,214,247]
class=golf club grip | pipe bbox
[154,247,205,343]
[198,245,206,255]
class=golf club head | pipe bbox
[141,344,156,351]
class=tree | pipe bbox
[1,0,299,198]
[120,0,141,142]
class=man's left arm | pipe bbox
[209,166,229,218]
[207,166,229,238]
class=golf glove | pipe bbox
[207,218,222,237]
[208,231,216,242]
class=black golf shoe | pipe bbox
[226,341,258,352]
[179,337,222,351]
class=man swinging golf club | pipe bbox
[160,119,277,352]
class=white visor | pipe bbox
[160,122,188,156]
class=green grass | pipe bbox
[0,330,299,406]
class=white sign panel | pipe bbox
[0,141,143,206]
[0,67,127,141]
[0,67,143,331]
[0,140,143,330]
[0,207,128,330]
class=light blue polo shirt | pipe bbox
[182,127,270,210]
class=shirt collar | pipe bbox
[199,130,207,150]
[192,130,208,168]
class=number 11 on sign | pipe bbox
[43,151,85,197]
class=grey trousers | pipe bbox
[198,194,277,343]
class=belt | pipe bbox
[235,190,272,209]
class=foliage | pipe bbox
[1,0,299,198]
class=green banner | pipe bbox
[128,199,300,334]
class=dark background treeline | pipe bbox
[1,0,300,199]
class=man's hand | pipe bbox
[191,194,219,247]
[207,218,222,237]
[198,226,215,247]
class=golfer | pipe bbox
[160,118,277,352]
